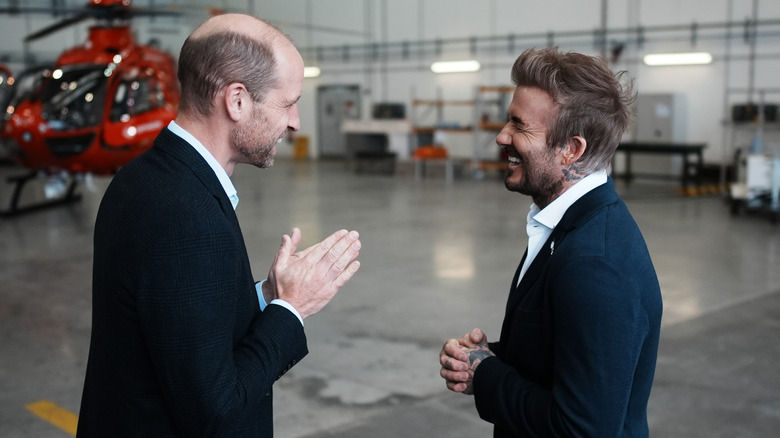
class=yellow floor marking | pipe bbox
[25,400,78,436]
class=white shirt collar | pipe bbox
[167,120,239,209]
[532,170,608,229]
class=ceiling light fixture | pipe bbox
[304,66,321,78]
[643,52,713,66]
[430,60,481,74]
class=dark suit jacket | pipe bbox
[473,178,663,437]
[77,128,308,437]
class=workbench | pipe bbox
[615,142,706,194]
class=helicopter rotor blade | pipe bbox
[20,2,182,44]
[24,13,92,43]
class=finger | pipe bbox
[439,351,451,368]
[292,228,325,259]
[321,230,360,267]
[331,259,360,290]
[321,229,351,253]
[444,340,469,362]
[274,233,295,266]
[470,327,486,345]
[327,238,361,277]
[444,339,464,359]
[302,229,349,262]
[440,354,468,372]
[440,368,469,382]
[290,228,345,260]
[439,344,467,369]
[440,367,458,381]
[446,381,467,393]
[289,227,302,248]
[460,329,484,349]
[304,232,359,283]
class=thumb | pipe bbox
[288,227,302,248]
[276,231,298,266]
[470,328,486,345]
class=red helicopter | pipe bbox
[0,0,180,216]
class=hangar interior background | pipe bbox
[1,1,779,437]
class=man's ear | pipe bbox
[224,83,247,122]
[562,135,587,165]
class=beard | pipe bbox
[504,148,563,206]
[505,169,563,203]
[232,110,285,169]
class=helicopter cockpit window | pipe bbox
[3,65,50,122]
[40,65,108,131]
[111,72,162,123]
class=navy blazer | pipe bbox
[473,179,663,437]
[77,128,308,437]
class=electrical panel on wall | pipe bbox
[633,94,686,143]
[621,94,687,178]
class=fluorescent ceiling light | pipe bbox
[430,60,481,73]
[643,52,713,66]
[304,66,321,78]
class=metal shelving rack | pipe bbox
[471,86,513,179]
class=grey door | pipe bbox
[317,85,361,158]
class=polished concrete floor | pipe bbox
[1,158,779,437]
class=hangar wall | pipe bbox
[1,0,778,163]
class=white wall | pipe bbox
[291,0,780,162]
[1,0,779,162]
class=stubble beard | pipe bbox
[233,114,283,169]
[238,141,276,169]
[504,150,564,207]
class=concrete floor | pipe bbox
[1,158,779,437]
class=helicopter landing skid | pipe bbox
[0,172,82,218]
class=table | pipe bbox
[413,157,469,183]
[615,142,706,193]
[341,119,412,161]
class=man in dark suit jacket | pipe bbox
[77,14,362,437]
[440,47,662,437]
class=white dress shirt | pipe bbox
[167,121,303,325]
[518,170,608,285]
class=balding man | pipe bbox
[77,14,361,437]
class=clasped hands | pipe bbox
[439,328,495,395]
[264,228,361,319]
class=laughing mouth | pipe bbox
[504,148,522,165]
[500,144,522,165]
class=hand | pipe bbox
[439,328,494,395]
[266,228,361,319]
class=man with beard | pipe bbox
[77,14,362,437]
[439,47,662,437]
